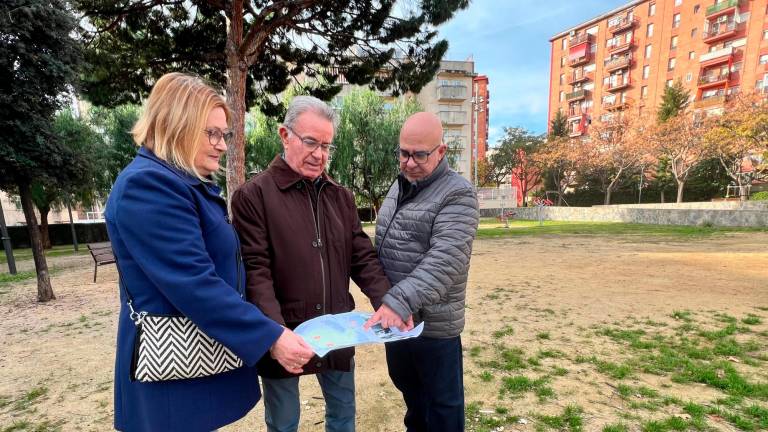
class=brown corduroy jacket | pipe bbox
[230,156,390,379]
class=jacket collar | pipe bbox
[137,146,224,198]
[269,155,340,190]
[399,156,449,191]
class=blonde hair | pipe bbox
[132,72,231,179]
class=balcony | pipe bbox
[566,89,589,101]
[439,61,474,76]
[607,39,633,54]
[608,15,637,34]
[569,53,591,67]
[568,70,593,85]
[604,55,632,72]
[604,76,631,92]
[703,21,738,44]
[567,105,588,119]
[604,98,632,111]
[706,0,739,17]
[569,125,586,137]
[569,33,592,47]
[436,84,468,101]
[698,72,730,88]
[699,46,733,66]
[437,111,468,125]
[693,94,727,108]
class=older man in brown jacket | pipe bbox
[230,96,406,432]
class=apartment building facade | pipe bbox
[548,0,768,137]
[335,60,489,182]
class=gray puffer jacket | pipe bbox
[375,158,479,338]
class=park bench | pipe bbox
[87,242,115,282]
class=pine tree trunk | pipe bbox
[39,207,51,249]
[605,187,612,205]
[661,190,666,203]
[225,1,247,205]
[18,181,55,302]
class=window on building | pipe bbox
[667,79,674,87]
[691,28,697,38]
[689,51,696,59]
[668,58,676,70]
[694,4,700,13]
[763,30,768,40]
[646,23,654,37]
[670,36,678,49]
[645,44,652,59]
[561,57,566,67]
[760,54,768,65]
[643,65,650,79]
[686,72,693,82]
[560,91,565,102]
[562,38,567,50]
[672,13,681,28]
[649,2,656,16]
[560,73,565,84]
[641,86,648,99]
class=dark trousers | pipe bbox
[385,335,464,432]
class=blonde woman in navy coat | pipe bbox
[105,73,315,432]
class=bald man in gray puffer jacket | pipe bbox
[368,112,479,432]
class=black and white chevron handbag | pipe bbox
[117,254,244,382]
[130,313,243,382]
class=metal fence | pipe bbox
[476,186,518,210]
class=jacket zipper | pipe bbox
[306,183,328,315]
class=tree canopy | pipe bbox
[75,0,469,194]
[0,0,82,301]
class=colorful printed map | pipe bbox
[294,311,424,357]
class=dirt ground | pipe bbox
[1,231,766,431]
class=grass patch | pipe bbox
[602,424,629,432]
[0,245,88,264]
[536,331,551,340]
[500,375,555,401]
[465,401,520,432]
[641,416,694,431]
[536,405,583,431]
[742,314,762,325]
[492,325,514,339]
[598,327,659,350]
[671,310,693,322]
[0,271,37,288]
[580,356,633,379]
[13,386,48,411]
[476,220,768,239]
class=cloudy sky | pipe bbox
[437,0,628,146]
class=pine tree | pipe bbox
[657,80,691,123]
[549,109,569,138]
[74,0,469,196]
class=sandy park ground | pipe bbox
[1,226,767,431]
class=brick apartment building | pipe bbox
[548,0,768,137]
[335,60,489,182]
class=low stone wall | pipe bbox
[480,205,768,227]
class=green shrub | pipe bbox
[751,191,768,201]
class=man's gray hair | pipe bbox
[283,95,339,130]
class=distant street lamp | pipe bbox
[472,83,485,189]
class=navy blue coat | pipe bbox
[105,147,284,432]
